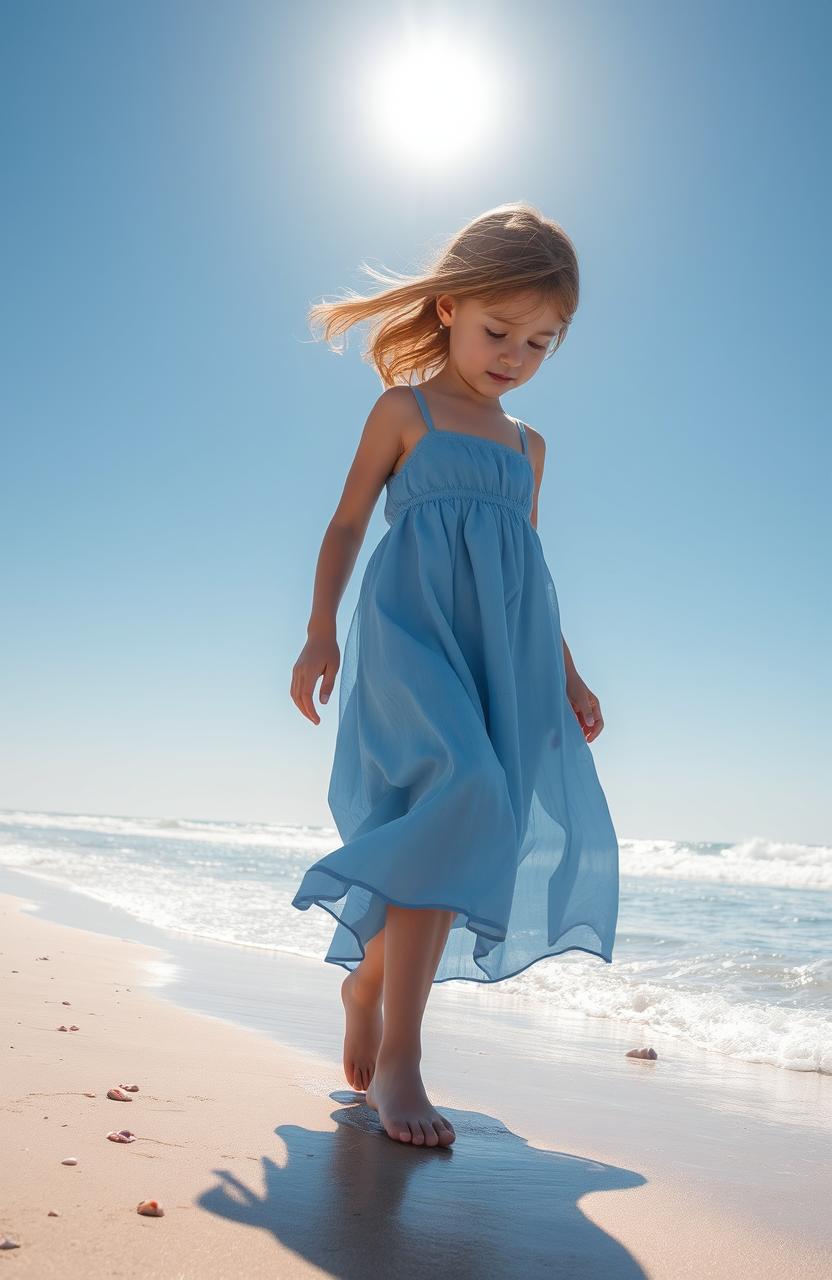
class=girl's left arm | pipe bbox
[527,426,605,744]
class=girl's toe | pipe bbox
[437,1119,455,1144]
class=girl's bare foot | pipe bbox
[364,1053,455,1147]
[340,969,383,1091]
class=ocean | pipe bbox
[1,808,829,1075]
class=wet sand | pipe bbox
[1,887,830,1278]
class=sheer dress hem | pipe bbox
[291,866,614,983]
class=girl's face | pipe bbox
[436,291,562,395]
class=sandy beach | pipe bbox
[1,885,830,1279]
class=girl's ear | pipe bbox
[435,293,454,327]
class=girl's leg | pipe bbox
[365,904,456,1147]
[341,928,386,1090]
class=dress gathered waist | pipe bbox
[387,486,531,524]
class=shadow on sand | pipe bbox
[197,1090,648,1278]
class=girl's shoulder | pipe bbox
[378,384,419,414]
[523,422,545,453]
[368,384,415,420]
[521,423,546,477]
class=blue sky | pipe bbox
[1,0,829,844]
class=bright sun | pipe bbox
[367,27,498,166]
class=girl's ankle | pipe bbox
[345,967,382,1003]
[376,1044,422,1070]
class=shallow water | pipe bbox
[1,808,829,1073]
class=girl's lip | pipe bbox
[488,372,514,382]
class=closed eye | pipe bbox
[485,326,546,352]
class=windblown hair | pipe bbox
[307,201,580,388]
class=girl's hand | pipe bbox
[291,633,340,725]
[566,671,605,743]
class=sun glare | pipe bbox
[367,28,499,167]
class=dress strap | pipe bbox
[411,385,435,432]
[514,418,528,455]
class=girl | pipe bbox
[290,202,619,1150]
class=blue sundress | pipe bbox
[291,384,619,983]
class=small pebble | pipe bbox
[83,1091,96,1098]
[107,1087,132,1102]
[36,955,50,960]
[106,1130,136,1143]
[625,1046,658,1060]
[61,1157,78,1166]
[47,1210,60,1217]
[11,969,18,973]
[136,1199,164,1217]
[69,1025,79,1032]
[0,1236,21,1250]
[57,1025,68,1032]
[62,1000,71,1006]
[118,1083,140,1092]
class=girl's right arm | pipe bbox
[290,388,410,725]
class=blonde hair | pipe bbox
[307,201,580,388]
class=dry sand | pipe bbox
[1,889,830,1279]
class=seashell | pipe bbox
[136,1199,164,1217]
[106,1129,136,1143]
[61,1157,78,1165]
[625,1046,658,1060]
[118,1083,140,1092]
[0,1235,21,1249]
[107,1087,132,1102]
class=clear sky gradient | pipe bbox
[1,0,829,843]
